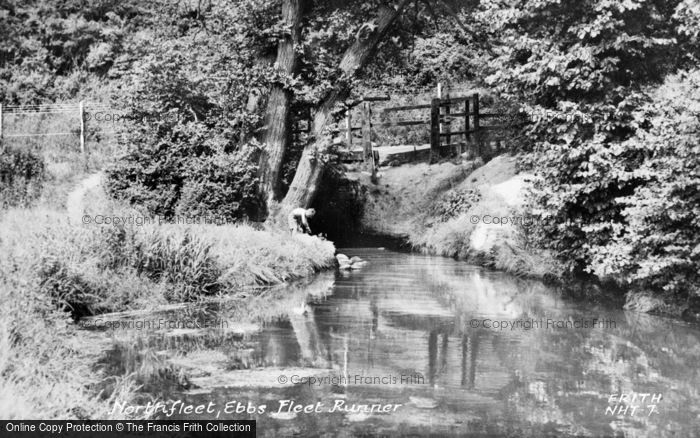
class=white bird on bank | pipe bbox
[336,254,368,270]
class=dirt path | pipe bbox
[66,172,103,223]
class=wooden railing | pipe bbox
[293,90,508,168]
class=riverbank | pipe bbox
[0,267,137,419]
[5,175,336,316]
[355,154,561,281]
[0,177,336,419]
[353,153,700,320]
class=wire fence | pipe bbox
[0,102,130,155]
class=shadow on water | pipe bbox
[83,249,700,437]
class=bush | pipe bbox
[0,148,46,208]
[430,188,481,223]
[107,140,263,221]
[104,49,265,221]
[174,147,263,220]
[585,70,700,298]
[473,0,699,300]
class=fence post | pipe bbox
[436,83,444,155]
[430,98,440,164]
[444,92,451,157]
[472,93,480,158]
[463,99,470,157]
[79,101,85,155]
[346,111,353,147]
[362,101,372,168]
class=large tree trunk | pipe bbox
[257,0,304,210]
[280,1,409,211]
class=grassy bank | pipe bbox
[0,174,336,419]
[1,201,336,318]
[0,225,139,419]
[0,294,135,419]
[359,155,561,280]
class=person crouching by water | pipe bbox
[288,208,316,235]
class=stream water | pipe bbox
[84,248,700,437]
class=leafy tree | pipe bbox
[256,0,304,210]
[471,0,699,298]
[587,70,700,299]
[257,1,480,213]
[103,2,272,220]
[279,0,411,212]
[0,0,149,103]
[101,0,470,219]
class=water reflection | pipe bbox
[87,249,700,437]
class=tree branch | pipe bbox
[312,0,411,135]
[280,0,411,210]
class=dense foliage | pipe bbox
[588,71,700,297]
[0,147,45,208]
[467,0,700,299]
[102,46,265,219]
[103,0,465,216]
[0,0,151,103]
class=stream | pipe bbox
[82,248,700,437]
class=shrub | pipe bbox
[174,147,263,221]
[431,188,481,223]
[0,147,46,208]
[106,142,264,222]
[474,0,698,300]
[104,48,265,220]
[585,70,700,298]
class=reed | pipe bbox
[0,234,139,419]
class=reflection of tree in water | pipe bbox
[401,257,700,436]
[255,318,301,368]
[483,307,700,436]
[127,251,700,436]
[461,333,479,389]
[99,250,700,436]
[426,329,480,389]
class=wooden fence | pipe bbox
[291,89,508,168]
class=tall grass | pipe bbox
[0,221,140,419]
[0,110,143,419]
[1,203,336,318]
